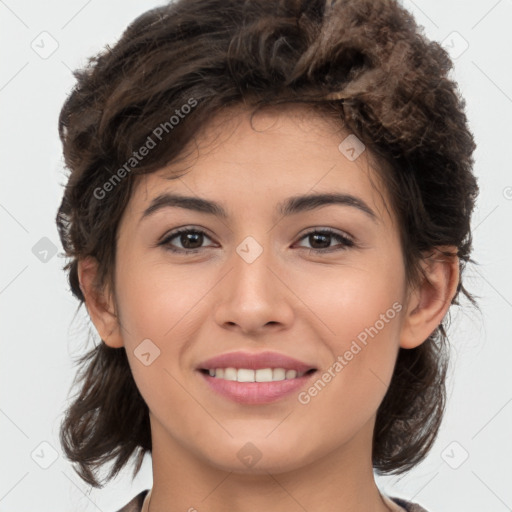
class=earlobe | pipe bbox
[399,246,459,350]
[77,257,124,348]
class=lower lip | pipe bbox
[198,370,316,405]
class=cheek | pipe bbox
[113,259,209,394]
[114,265,201,417]
[297,295,403,445]
[332,279,403,360]
[115,258,199,343]
[297,255,404,348]
[296,257,405,410]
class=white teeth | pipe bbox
[285,369,297,379]
[206,367,307,382]
[255,368,273,382]
[272,368,286,381]
[223,367,237,381]
[237,368,254,382]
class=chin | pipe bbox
[199,437,315,475]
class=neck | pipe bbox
[146,414,392,512]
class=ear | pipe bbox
[399,245,459,349]
[77,256,124,348]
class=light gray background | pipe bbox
[1,1,511,511]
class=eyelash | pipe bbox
[158,226,356,255]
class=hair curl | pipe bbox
[56,0,479,488]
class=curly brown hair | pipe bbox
[56,0,479,488]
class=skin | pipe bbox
[79,104,459,512]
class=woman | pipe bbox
[55,0,479,510]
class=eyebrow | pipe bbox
[139,192,379,223]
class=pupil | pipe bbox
[182,232,202,249]
[311,233,329,249]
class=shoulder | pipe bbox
[390,496,430,512]
[115,489,150,512]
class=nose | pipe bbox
[213,239,294,336]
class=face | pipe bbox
[105,104,412,474]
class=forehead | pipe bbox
[128,103,395,226]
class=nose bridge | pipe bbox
[231,234,277,301]
[213,233,293,332]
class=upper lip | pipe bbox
[197,351,317,372]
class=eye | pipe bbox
[295,228,355,253]
[158,227,215,254]
[158,226,355,255]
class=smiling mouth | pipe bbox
[199,367,317,382]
